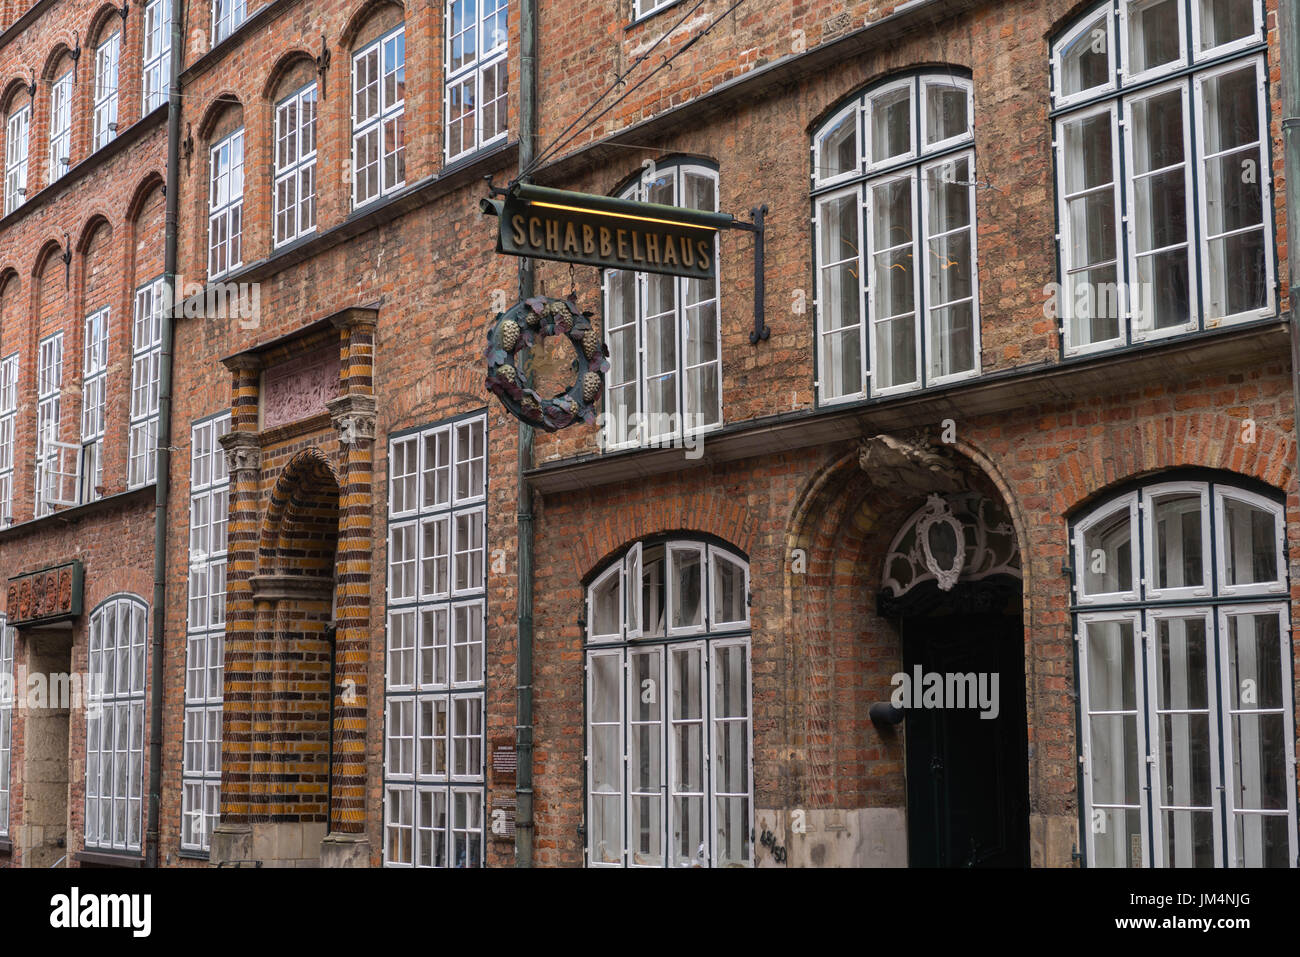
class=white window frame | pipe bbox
[81,306,110,504]
[444,0,509,162]
[48,68,73,181]
[1120,0,1188,86]
[208,128,244,278]
[181,413,229,852]
[1074,479,1296,868]
[1051,6,1117,110]
[273,83,318,247]
[36,332,77,514]
[1191,0,1264,61]
[141,0,171,113]
[128,276,165,489]
[1073,490,1142,605]
[384,412,487,868]
[93,31,120,150]
[85,595,148,854]
[812,99,859,187]
[352,25,406,209]
[0,616,12,837]
[1193,54,1274,329]
[601,161,723,451]
[633,0,676,21]
[1052,1,1274,356]
[814,74,979,405]
[4,105,30,215]
[212,0,247,46]
[0,353,16,524]
[583,539,753,868]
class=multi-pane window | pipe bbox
[212,0,246,45]
[129,277,165,488]
[586,538,753,868]
[93,32,120,150]
[352,26,405,207]
[209,129,244,277]
[142,0,171,112]
[1073,477,1295,868]
[4,105,29,215]
[85,596,148,854]
[81,307,109,504]
[182,413,230,852]
[1051,0,1271,356]
[384,412,487,867]
[0,353,17,524]
[812,73,979,404]
[0,616,12,837]
[274,83,318,246]
[48,69,73,181]
[445,0,508,161]
[36,333,77,514]
[603,161,721,450]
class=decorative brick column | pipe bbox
[211,355,262,865]
[321,308,377,867]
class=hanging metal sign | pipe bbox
[482,183,728,280]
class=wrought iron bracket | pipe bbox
[315,35,331,99]
[118,1,129,21]
[62,234,72,287]
[730,204,768,344]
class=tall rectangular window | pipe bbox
[445,0,508,161]
[0,353,17,524]
[602,161,722,449]
[274,83,318,246]
[142,0,171,113]
[93,31,120,150]
[212,0,246,45]
[209,129,244,277]
[0,616,12,837]
[81,306,109,504]
[4,106,29,215]
[35,332,76,515]
[48,69,73,180]
[384,412,487,868]
[129,277,164,489]
[85,597,148,854]
[353,26,405,207]
[182,413,230,852]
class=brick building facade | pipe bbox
[0,0,1296,869]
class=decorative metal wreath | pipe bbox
[484,294,609,432]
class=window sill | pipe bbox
[178,848,211,862]
[0,483,155,544]
[0,836,12,854]
[626,0,685,30]
[76,849,145,868]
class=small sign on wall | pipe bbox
[491,737,517,841]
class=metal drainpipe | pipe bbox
[146,0,185,869]
[1282,0,1300,484]
[514,0,538,868]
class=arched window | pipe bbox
[444,0,508,161]
[47,59,74,182]
[1071,476,1295,867]
[142,0,172,113]
[585,537,752,867]
[1050,0,1271,356]
[272,62,319,247]
[4,94,30,214]
[602,159,722,450]
[812,71,979,405]
[85,595,149,854]
[352,21,406,207]
[92,26,121,150]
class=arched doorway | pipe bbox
[877,492,1029,867]
[249,448,340,861]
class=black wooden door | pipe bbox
[902,613,1030,867]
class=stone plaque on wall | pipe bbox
[261,344,341,430]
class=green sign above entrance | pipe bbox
[482,183,730,280]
